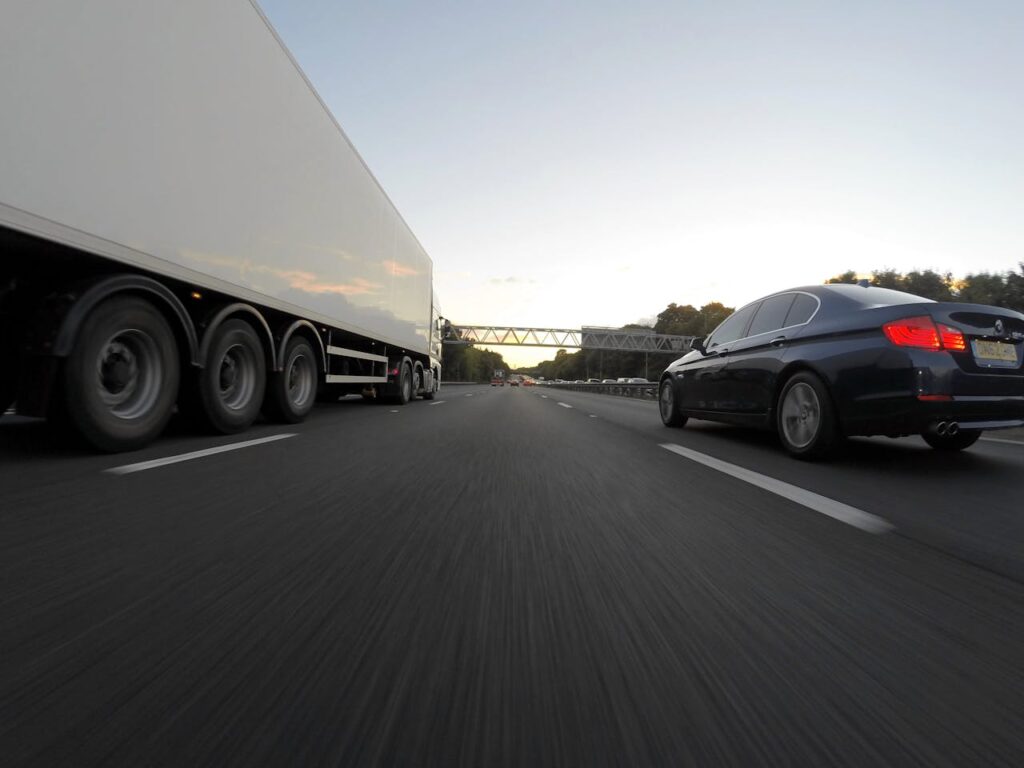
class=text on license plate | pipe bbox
[972,340,1018,362]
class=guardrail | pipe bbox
[541,382,659,401]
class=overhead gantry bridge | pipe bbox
[445,325,694,353]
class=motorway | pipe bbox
[1,385,1023,766]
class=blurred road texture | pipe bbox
[2,385,1023,766]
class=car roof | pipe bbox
[750,284,934,311]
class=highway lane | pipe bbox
[532,386,1024,581]
[1,385,1024,765]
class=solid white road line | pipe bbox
[659,443,894,534]
[557,402,573,409]
[981,437,1024,446]
[106,434,297,476]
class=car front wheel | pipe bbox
[659,377,687,428]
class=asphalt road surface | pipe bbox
[2,386,1023,766]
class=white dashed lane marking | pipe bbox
[106,434,297,476]
[659,443,894,535]
[557,403,573,409]
[981,437,1024,446]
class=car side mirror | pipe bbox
[691,336,706,355]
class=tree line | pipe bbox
[826,264,1024,310]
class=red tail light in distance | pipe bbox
[883,316,966,351]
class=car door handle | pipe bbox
[769,336,786,348]
[717,348,729,357]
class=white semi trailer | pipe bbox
[0,0,444,451]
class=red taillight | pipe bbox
[938,324,966,352]
[882,316,940,349]
[882,316,966,352]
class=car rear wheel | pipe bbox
[659,378,687,428]
[777,371,839,460]
[922,428,981,451]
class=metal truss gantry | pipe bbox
[447,325,694,353]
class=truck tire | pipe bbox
[392,361,413,405]
[198,318,266,433]
[422,368,437,400]
[63,295,179,452]
[264,336,317,423]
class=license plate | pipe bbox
[972,339,1018,363]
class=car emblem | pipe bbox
[995,319,1005,335]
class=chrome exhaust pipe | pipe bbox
[947,422,959,436]
[935,421,948,436]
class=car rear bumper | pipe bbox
[842,394,1024,436]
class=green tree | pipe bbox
[826,270,858,284]
[1003,263,1024,312]
[870,269,904,290]
[958,272,1006,307]
[902,270,954,301]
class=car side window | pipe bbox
[784,293,818,326]
[747,294,795,337]
[708,304,758,348]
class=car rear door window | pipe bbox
[747,294,795,337]
[708,304,758,348]
[783,293,818,326]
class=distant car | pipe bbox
[574,380,585,384]
[658,284,1024,458]
[586,378,600,383]
[490,378,504,386]
[601,379,617,384]
[627,378,649,384]
[523,379,536,387]
[509,379,519,387]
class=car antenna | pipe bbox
[857,279,870,287]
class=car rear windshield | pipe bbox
[825,284,934,308]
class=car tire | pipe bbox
[198,318,266,434]
[776,371,839,460]
[659,377,687,428]
[264,336,317,423]
[922,429,981,451]
[63,295,180,452]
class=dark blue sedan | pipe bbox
[658,284,1024,458]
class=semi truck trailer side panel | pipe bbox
[0,0,433,356]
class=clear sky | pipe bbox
[259,0,1023,368]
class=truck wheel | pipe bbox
[198,318,266,433]
[63,295,179,451]
[423,369,437,400]
[393,361,413,405]
[264,336,317,423]
[922,429,981,451]
[777,371,839,460]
